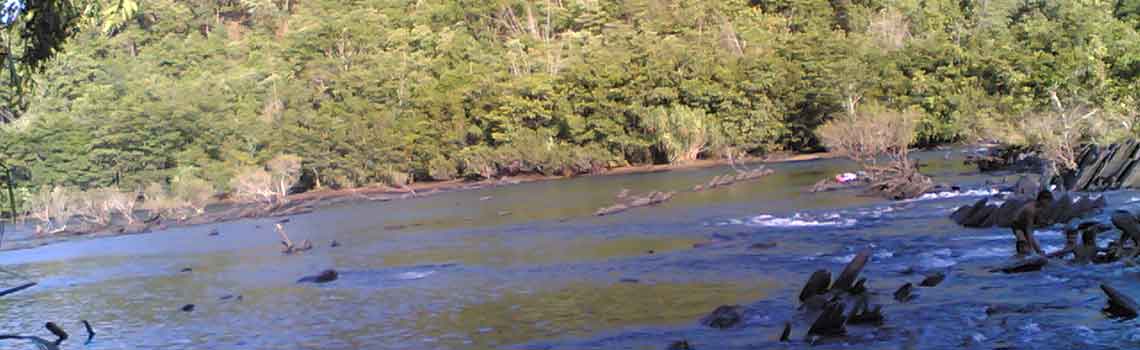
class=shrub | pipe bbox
[172,176,215,214]
[427,156,459,181]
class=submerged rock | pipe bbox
[297,269,339,284]
[847,297,884,325]
[893,283,915,302]
[919,272,945,287]
[666,340,694,350]
[990,256,1047,274]
[700,305,744,329]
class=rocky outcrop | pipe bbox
[949,193,1105,229]
[1069,140,1140,192]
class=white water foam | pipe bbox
[746,213,857,228]
[395,271,435,280]
[912,188,1003,201]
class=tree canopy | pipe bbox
[0,0,1136,200]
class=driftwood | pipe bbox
[693,167,774,192]
[276,224,312,254]
[0,282,35,298]
[1101,284,1139,319]
[594,190,675,216]
[0,322,70,350]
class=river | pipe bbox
[1,150,1138,349]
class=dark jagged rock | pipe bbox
[849,278,867,295]
[1111,210,1140,246]
[666,340,694,350]
[847,298,884,325]
[990,256,1047,274]
[799,269,831,303]
[700,305,744,329]
[951,193,1104,229]
[807,302,847,337]
[1101,284,1139,319]
[779,322,791,342]
[832,250,870,293]
[919,272,945,287]
[180,304,195,312]
[893,283,915,302]
[951,198,989,224]
[297,269,339,284]
[993,199,1026,228]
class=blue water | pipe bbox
[1,150,1137,349]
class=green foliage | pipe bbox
[0,0,1135,195]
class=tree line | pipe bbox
[0,0,1137,214]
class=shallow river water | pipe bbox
[2,151,1140,349]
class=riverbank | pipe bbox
[0,152,841,252]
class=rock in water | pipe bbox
[849,278,868,295]
[1101,284,1139,319]
[297,269,339,284]
[919,272,946,287]
[180,304,195,312]
[894,283,915,302]
[700,305,744,329]
[807,302,847,337]
[990,256,1047,274]
[832,250,870,292]
[799,269,831,303]
[779,322,791,342]
[207,228,220,236]
[847,297,885,325]
[666,340,694,350]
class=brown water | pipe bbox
[1,150,1138,350]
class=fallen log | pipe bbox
[0,282,36,298]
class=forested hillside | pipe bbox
[1,0,1138,197]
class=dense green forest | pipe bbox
[1,0,1138,205]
